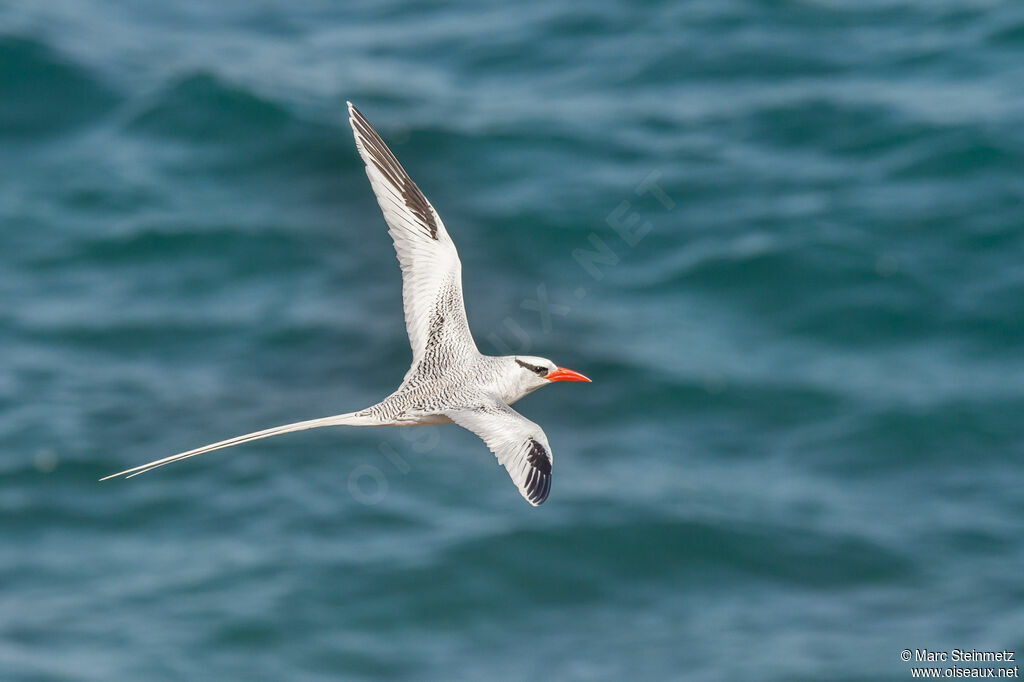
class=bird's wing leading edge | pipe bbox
[347,102,476,374]
[445,401,554,506]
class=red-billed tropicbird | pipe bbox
[101,102,591,506]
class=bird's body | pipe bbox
[102,103,590,506]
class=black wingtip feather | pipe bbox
[347,102,440,241]
[524,438,552,504]
[527,439,551,475]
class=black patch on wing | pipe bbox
[527,439,551,474]
[349,104,439,240]
[524,438,552,505]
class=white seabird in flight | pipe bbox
[102,102,591,506]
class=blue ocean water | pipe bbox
[2,1,1024,679]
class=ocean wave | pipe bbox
[728,97,923,159]
[379,516,913,617]
[40,223,311,267]
[0,35,118,139]
[986,17,1024,46]
[887,127,1019,179]
[125,72,294,143]
[811,396,1024,476]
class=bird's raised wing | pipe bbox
[347,102,476,375]
[445,401,554,506]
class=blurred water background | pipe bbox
[2,1,1024,680]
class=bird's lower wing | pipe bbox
[347,102,476,372]
[445,401,554,506]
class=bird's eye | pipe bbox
[516,359,547,376]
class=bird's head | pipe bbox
[511,355,591,396]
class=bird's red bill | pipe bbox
[548,367,592,383]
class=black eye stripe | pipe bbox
[515,359,547,376]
